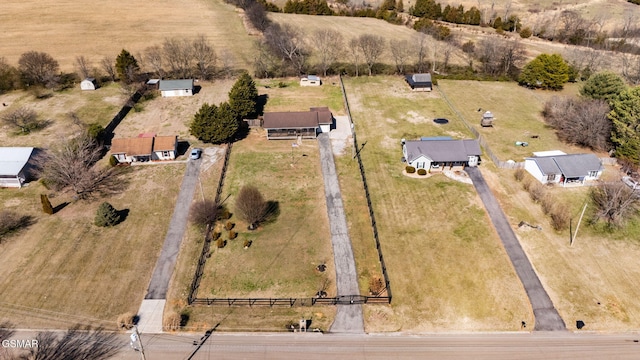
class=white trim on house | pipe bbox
[0,147,35,188]
[159,79,194,97]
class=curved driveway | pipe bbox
[466,167,566,331]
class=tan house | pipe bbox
[111,135,178,163]
[262,107,333,140]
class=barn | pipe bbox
[159,79,194,97]
[80,78,97,91]
[0,147,35,188]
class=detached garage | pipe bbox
[0,147,35,188]
[159,79,194,97]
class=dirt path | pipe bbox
[466,167,566,331]
[317,133,364,333]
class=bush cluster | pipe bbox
[417,168,427,175]
[405,166,416,174]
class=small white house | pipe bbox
[524,153,603,186]
[0,147,35,188]
[152,135,178,161]
[159,79,194,97]
[300,75,321,86]
[80,78,97,91]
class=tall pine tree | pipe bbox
[190,102,239,144]
[228,72,259,120]
[115,49,139,83]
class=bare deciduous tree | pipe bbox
[348,38,362,76]
[1,107,47,134]
[356,34,385,76]
[245,1,270,32]
[18,51,59,88]
[461,40,475,68]
[621,53,640,85]
[163,37,194,79]
[190,199,219,227]
[263,24,308,75]
[390,39,412,74]
[235,185,268,229]
[543,96,612,151]
[36,135,128,199]
[101,56,116,82]
[313,29,344,77]
[477,38,524,77]
[75,56,91,79]
[144,45,165,79]
[590,182,640,226]
[219,49,235,79]
[413,31,429,73]
[21,326,122,360]
[192,34,217,80]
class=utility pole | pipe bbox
[130,325,147,360]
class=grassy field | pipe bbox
[0,164,184,329]
[437,80,593,163]
[342,76,532,332]
[257,77,346,115]
[1,0,255,71]
[0,84,125,147]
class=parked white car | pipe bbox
[190,148,202,160]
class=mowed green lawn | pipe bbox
[0,164,183,329]
[341,76,531,331]
[437,80,589,162]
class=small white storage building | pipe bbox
[80,78,97,91]
[300,75,321,86]
[159,79,194,97]
[0,147,35,188]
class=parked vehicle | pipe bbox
[190,148,202,160]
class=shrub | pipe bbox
[94,202,121,227]
[405,166,416,173]
[41,194,54,215]
[216,238,225,248]
[225,221,234,230]
[550,204,570,231]
[417,168,427,175]
[235,185,268,227]
[0,211,33,241]
[117,312,136,330]
[228,230,237,239]
[277,81,287,88]
[540,194,555,215]
[109,155,119,167]
[528,182,546,203]
[190,199,218,227]
[514,168,525,182]
[163,312,181,331]
[519,27,532,38]
[243,239,252,248]
[212,231,221,240]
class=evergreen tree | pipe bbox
[518,54,569,90]
[190,102,239,144]
[580,71,627,104]
[396,0,404,12]
[228,72,258,119]
[609,86,640,165]
[41,194,53,215]
[94,202,121,227]
[115,49,139,83]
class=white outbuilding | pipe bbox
[80,78,97,91]
[159,79,194,97]
[300,75,321,86]
[0,147,35,188]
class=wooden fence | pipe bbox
[339,75,392,302]
[191,295,391,307]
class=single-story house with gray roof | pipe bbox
[405,73,432,91]
[159,79,194,97]
[0,147,35,188]
[524,153,603,186]
[403,139,481,171]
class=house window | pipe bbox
[417,162,425,169]
[163,151,170,157]
[588,170,598,178]
[547,174,556,181]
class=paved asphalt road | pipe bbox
[317,133,364,333]
[466,167,566,331]
[145,157,202,299]
[7,331,640,359]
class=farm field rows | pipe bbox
[342,76,532,331]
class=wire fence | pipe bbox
[339,75,392,302]
[191,295,391,307]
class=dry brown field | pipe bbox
[1,0,256,71]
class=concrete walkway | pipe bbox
[466,167,566,331]
[137,157,202,333]
[317,133,364,333]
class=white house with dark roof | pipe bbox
[524,153,603,186]
[300,75,321,86]
[404,73,432,91]
[159,79,194,97]
[262,107,333,140]
[403,139,481,171]
[0,147,35,188]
